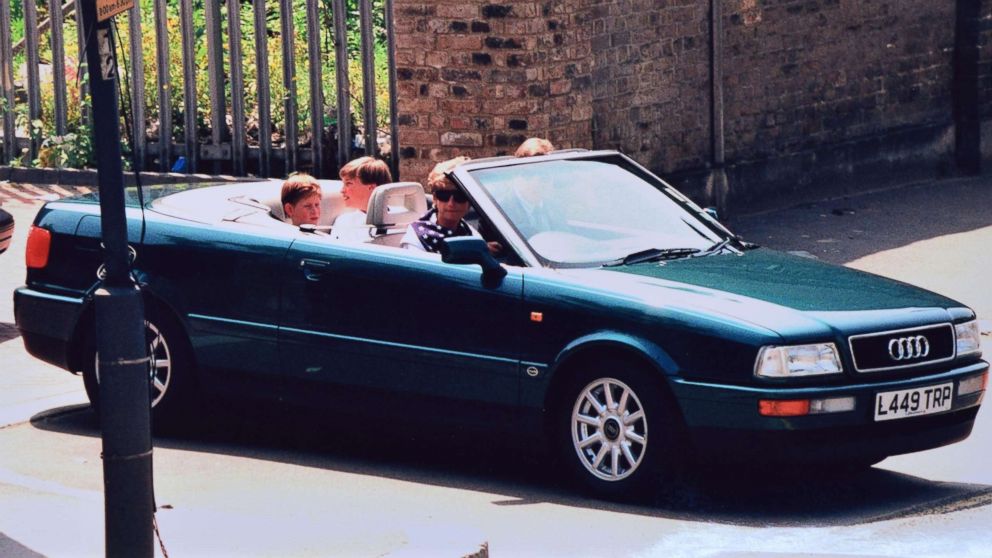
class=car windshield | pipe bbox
[468,157,723,266]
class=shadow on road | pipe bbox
[0,532,45,558]
[30,401,992,528]
[0,322,20,343]
[731,175,992,266]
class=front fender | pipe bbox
[527,330,679,413]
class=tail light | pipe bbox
[26,226,51,269]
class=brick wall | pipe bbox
[393,1,595,183]
[723,0,953,160]
[588,1,712,173]
[394,0,986,207]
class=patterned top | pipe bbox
[400,209,477,253]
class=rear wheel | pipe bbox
[555,357,685,500]
[82,309,197,428]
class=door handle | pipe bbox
[300,258,331,281]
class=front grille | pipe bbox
[849,323,955,373]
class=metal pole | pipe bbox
[305,0,323,177]
[384,0,399,179]
[331,0,351,168]
[80,2,153,556]
[358,0,377,156]
[708,0,728,218]
[953,0,981,174]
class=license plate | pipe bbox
[874,382,953,422]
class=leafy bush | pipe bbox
[2,0,392,170]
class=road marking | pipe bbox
[20,183,48,197]
[0,465,102,502]
[0,183,38,204]
[50,185,76,198]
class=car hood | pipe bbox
[555,248,964,339]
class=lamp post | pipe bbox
[80,1,154,556]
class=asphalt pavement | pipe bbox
[1,174,991,557]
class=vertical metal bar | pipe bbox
[331,0,350,168]
[279,0,297,173]
[0,0,15,163]
[24,0,42,161]
[708,0,728,216]
[154,0,171,171]
[954,0,982,174]
[384,0,399,179]
[204,0,226,173]
[128,5,147,171]
[179,0,198,172]
[305,0,323,177]
[227,0,246,176]
[358,0,376,157]
[50,0,68,136]
[75,0,90,129]
[253,0,272,176]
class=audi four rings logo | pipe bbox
[887,335,930,361]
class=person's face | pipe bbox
[285,193,321,226]
[514,176,542,206]
[341,177,375,210]
[433,180,470,229]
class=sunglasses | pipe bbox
[433,189,469,203]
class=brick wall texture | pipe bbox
[394,0,990,206]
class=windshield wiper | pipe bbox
[603,247,701,267]
[695,238,733,257]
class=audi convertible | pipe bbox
[14,150,988,498]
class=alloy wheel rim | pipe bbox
[94,321,172,408]
[571,377,647,482]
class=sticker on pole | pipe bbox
[97,0,134,22]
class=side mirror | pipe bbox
[439,237,507,283]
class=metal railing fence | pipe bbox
[0,0,399,179]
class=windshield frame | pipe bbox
[450,150,734,269]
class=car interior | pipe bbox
[185,179,523,264]
[242,181,427,247]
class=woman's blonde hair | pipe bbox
[514,138,555,157]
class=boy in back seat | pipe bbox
[281,173,322,226]
[332,156,393,242]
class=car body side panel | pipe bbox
[279,240,523,406]
[139,215,290,383]
[516,268,776,402]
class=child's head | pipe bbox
[339,157,393,210]
[281,174,322,226]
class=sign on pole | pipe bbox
[97,0,134,22]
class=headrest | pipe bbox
[366,182,427,228]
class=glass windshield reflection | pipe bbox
[469,158,721,266]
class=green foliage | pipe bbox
[5,0,392,169]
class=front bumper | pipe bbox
[14,286,87,371]
[672,361,988,462]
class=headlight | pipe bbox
[755,343,843,378]
[955,320,982,357]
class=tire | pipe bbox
[82,308,198,429]
[554,356,686,500]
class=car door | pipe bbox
[279,239,523,407]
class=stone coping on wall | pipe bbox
[0,166,262,187]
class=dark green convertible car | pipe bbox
[14,150,988,498]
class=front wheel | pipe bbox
[555,360,685,499]
[82,310,197,428]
